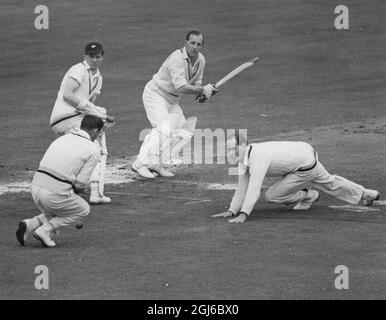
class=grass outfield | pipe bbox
[0,0,385,299]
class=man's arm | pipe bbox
[63,78,112,121]
[74,151,101,190]
[169,57,216,98]
[211,172,249,218]
[229,151,270,223]
[62,77,82,107]
[229,172,250,214]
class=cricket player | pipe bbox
[212,133,380,223]
[16,115,104,247]
[132,30,218,179]
[50,42,114,204]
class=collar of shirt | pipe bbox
[82,60,100,78]
[73,129,92,141]
[180,47,200,68]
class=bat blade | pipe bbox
[215,57,259,88]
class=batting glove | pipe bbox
[202,83,216,99]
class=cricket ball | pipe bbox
[76,223,83,229]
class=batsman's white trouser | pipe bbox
[265,162,365,205]
[133,84,194,168]
[90,131,108,196]
[31,185,90,230]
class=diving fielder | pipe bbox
[50,42,114,204]
[212,133,380,223]
[132,30,217,179]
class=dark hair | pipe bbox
[234,130,248,145]
[84,42,104,56]
[185,30,204,45]
[81,115,104,131]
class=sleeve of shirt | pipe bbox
[169,56,188,89]
[74,149,101,188]
[229,172,250,214]
[67,64,86,85]
[192,55,205,86]
[240,150,270,215]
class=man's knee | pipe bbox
[80,205,90,217]
[265,189,277,203]
[265,187,287,203]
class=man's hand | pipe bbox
[196,84,218,103]
[202,83,217,99]
[211,211,234,218]
[73,186,86,195]
[228,213,247,224]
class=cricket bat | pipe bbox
[196,57,259,103]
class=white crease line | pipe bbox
[374,200,386,206]
[105,191,211,204]
[167,195,206,201]
[184,199,212,205]
[106,191,149,196]
[328,205,380,213]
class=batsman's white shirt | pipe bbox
[50,60,103,127]
[32,130,101,194]
[146,47,205,105]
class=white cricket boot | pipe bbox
[131,164,156,179]
[293,190,320,211]
[362,189,380,206]
[89,182,111,204]
[33,223,56,248]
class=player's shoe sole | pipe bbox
[16,221,27,246]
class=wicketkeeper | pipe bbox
[212,132,380,223]
[49,42,114,204]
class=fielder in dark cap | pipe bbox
[49,41,114,205]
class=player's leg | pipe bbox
[33,189,90,247]
[20,186,58,247]
[16,186,51,246]
[163,115,196,165]
[265,171,317,209]
[310,162,379,205]
[132,87,173,178]
[90,131,111,204]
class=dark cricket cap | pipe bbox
[84,42,104,56]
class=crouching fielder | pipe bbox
[49,42,114,204]
[212,133,380,223]
[16,116,104,247]
[132,30,217,179]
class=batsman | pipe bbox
[132,30,218,178]
[49,42,114,204]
